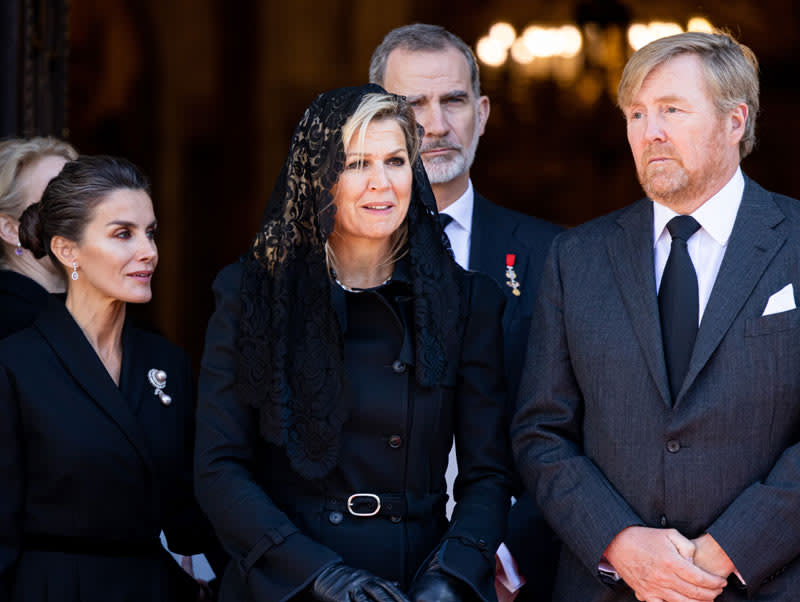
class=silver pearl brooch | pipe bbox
[147,368,172,406]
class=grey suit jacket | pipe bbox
[512,176,800,601]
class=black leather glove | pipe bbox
[311,562,410,602]
[408,555,476,602]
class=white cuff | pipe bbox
[496,542,526,592]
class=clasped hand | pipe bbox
[408,555,474,602]
[604,527,732,602]
[311,557,475,602]
[311,562,409,602]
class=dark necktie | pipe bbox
[659,215,701,400]
[439,212,453,230]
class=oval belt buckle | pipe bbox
[347,493,381,517]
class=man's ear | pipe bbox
[729,102,748,147]
[476,95,491,137]
[0,214,19,247]
[50,235,77,270]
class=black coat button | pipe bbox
[388,435,403,448]
[391,516,402,524]
[391,360,407,374]
[328,511,343,525]
[478,538,487,549]
[666,440,681,453]
[660,515,668,527]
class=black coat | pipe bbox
[468,194,562,403]
[468,194,563,600]
[195,261,512,602]
[0,297,216,602]
[0,271,51,340]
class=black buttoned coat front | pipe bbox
[195,261,512,602]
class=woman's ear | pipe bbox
[50,235,77,270]
[0,214,19,247]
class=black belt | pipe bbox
[24,533,162,557]
[292,492,445,519]
[330,493,405,518]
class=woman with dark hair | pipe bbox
[195,85,511,602]
[0,137,77,338]
[0,155,218,601]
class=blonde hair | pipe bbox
[341,92,420,166]
[0,137,78,219]
[0,137,78,265]
[617,31,759,159]
[327,93,419,276]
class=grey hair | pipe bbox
[369,23,481,98]
[618,31,759,159]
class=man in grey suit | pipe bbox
[513,31,800,601]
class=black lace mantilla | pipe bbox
[236,84,465,479]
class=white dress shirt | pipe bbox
[439,179,474,269]
[653,167,744,325]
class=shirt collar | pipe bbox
[439,179,474,234]
[653,167,744,247]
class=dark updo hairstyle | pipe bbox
[18,155,149,268]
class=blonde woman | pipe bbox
[0,137,76,337]
[196,85,512,602]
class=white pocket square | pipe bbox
[763,283,796,316]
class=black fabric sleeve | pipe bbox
[194,263,340,602]
[437,273,513,602]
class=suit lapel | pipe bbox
[469,194,530,328]
[34,298,156,474]
[676,179,787,403]
[468,194,488,272]
[606,199,672,407]
[119,323,152,415]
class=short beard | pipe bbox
[421,108,481,185]
[639,160,691,205]
[638,127,729,208]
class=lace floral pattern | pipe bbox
[236,85,465,479]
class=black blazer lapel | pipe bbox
[469,194,531,328]
[468,193,493,274]
[34,298,156,474]
[677,178,787,403]
[119,323,154,415]
[606,199,672,407]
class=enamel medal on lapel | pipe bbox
[147,369,172,406]
[506,253,521,296]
